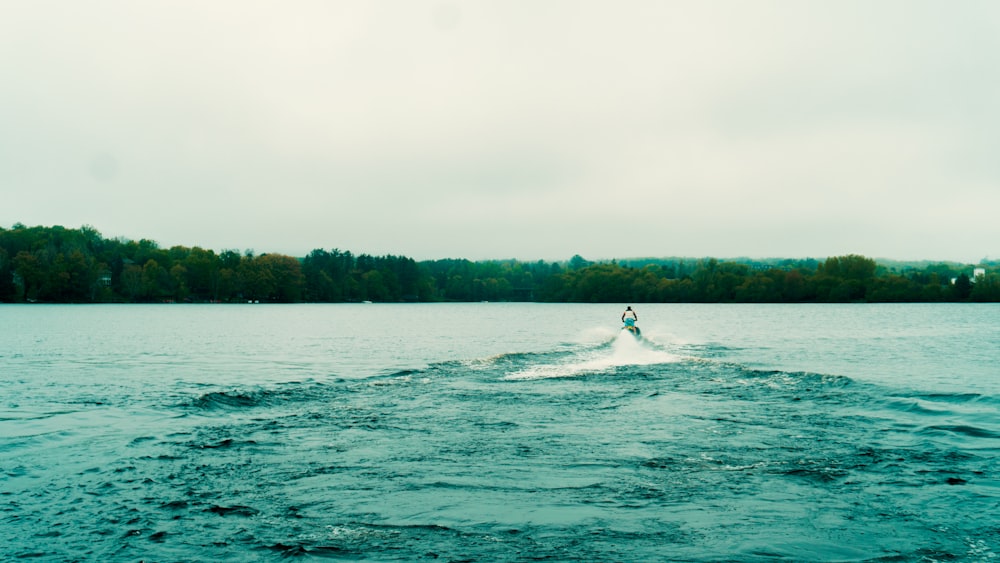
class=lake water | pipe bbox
[2,303,999,561]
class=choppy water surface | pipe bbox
[2,303,999,561]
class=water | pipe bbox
[2,303,999,561]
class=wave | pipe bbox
[504,331,682,381]
[0,408,84,422]
[205,504,260,517]
[733,367,855,390]
[190,391,265,410]
[880,392,1000,444]
[374,333,854,390]
[918,424,1000,440]
[902,391,1000,408]
[180,380,334,412]
[258,523,462,559]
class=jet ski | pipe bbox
[622,317,641,338]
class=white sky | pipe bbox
[2,1,998,262]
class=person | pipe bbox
[621,306,637,327]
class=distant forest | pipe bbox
[2,224,998,303]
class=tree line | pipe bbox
[2,224,998,303]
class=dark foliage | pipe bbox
[1,224,997,303]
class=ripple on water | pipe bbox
[3,333,999,561]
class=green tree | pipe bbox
[569,254,591,270]
[121,263,143,301]
[868,275,922,302]
[0,247,15,301]
[12,251,45,301]
[6,222,999,304]
[822,254,877,281]
[735,274,779,302]
[181,247,219,300]
[971,273,1000,302]
[238,256,274,301]
[170,263,190,301]
[361,270,390,301]
[141,259,171,300]
[60,250,98,302]
[302,249,348,302]
[239,254,304,302]
[952,273,973,300]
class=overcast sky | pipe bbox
[2,1,998,262]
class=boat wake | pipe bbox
[504,329,680,381]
